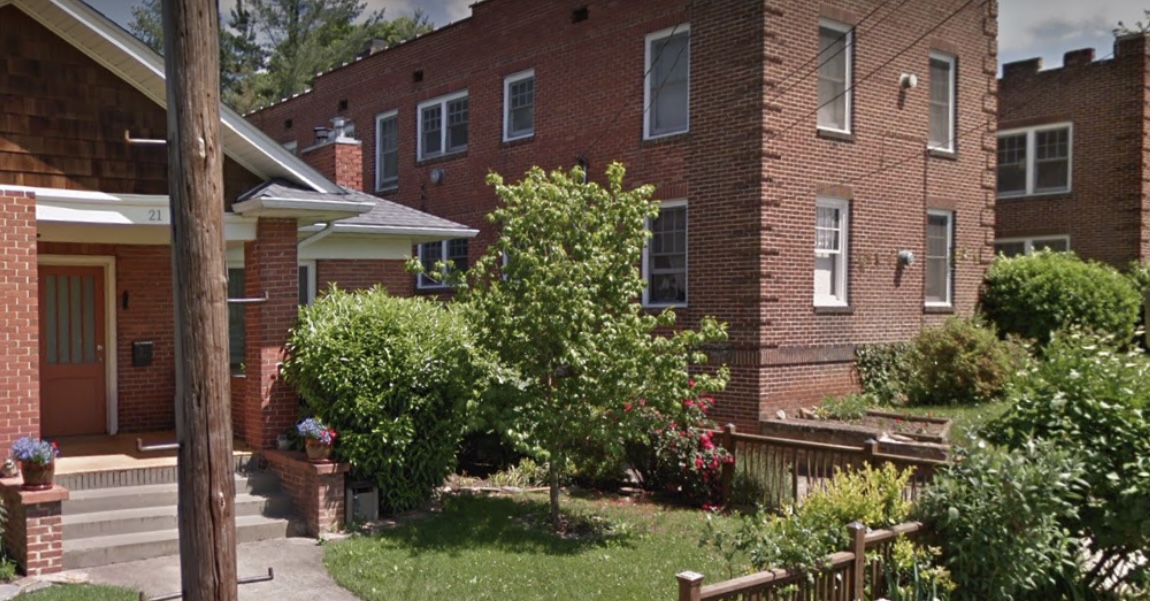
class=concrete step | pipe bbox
[62,514,296,570]
[64,472,282,514]
[56,453,259,491]
[62,492,295,539]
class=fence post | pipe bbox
[863,438,879,468]
[848,521,867,601]
[720,423,736,507]
[676,571,704,601]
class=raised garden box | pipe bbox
[759,410,951,461]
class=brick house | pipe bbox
[997,35,1150,267]
[247,0,1000,429]
[0,0,476,457]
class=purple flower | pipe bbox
[10,436,59,465]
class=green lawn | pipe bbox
[889,400,1012,444]
[324,492,732,601]
[17,585,136,600]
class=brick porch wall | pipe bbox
[315,259,412,297]
[0,481,68,576]
[0,189,40,457]
[263,450,348,536]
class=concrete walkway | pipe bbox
[62,537,360,600]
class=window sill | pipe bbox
[923,304,955,315]
[375,184,399,195]
[644,303,687,311]
[417,149,468,166]
[996,190,1072,202]
[642,131,690,146]
[502,134,535,147]
[927,147,957,160]
[813,304,853,315]
[816,128,855,143]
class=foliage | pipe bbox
[0,555,12,583]
[875,538,955,601]
[9,436,59,466]
[1127,259,1150,293]
[987,330,1150,595]
[915,439,1085,601]
[814,392,873,421]
[283,287,491,513]
[855,342,915,405]
[324,493,734,601]
[296,417,336,446]
[905,317,1027,406]
[488,457,550,488]
[981,251,1142,345]
[14,585,138,600]
[426,163,729,528]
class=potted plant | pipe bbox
[10,436,59,490]
[296,417,336,463]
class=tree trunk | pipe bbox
[549,452,562,531]
[162,0,238,598]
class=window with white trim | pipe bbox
[925,211,953,306]
[928,52,956,152]
[814,197,850,306]
[418,91,468,160]
[298,262,317,305]
[503,69,535,141]
[993,236,1069,257]
[375,110,398,191]
[644,25,690,139]
[817,20,852,133]
[643,201,687,306]
[227,267,245,371]
[417,239,469,289]
[997,124,1072,197]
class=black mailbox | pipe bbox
[132,341,154,367]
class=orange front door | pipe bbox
[39,265,107,437]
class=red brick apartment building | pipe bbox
[997,35,1150,267]
[249,0,1000,429]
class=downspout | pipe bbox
[298,222,337,251]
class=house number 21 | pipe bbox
[147,209,164,222]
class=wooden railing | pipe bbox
[677,522,925,601]
[716,426,943,510]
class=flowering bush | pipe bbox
[296,417,337,446]
[9,436,59,466]
[625,383,733,507]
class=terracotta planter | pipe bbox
[20,460,55,491]
[305,439,333,463]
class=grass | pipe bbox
[889,400,1012,444]
[324,492,733,601]
[17,585,137,600]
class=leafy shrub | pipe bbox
[915,439,1085,601]
[987,330,1150,596]
[877,538,955,601]
[489,457,550,488]
[855,342,915,405]
[283,287,491,513]
[1127,259,1150,293]
[814,392,873,421]
[905,317,1027,406]
[981,251,1142,345]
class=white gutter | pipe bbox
[297,222,337,250]
[298,223,480,238]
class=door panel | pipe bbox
[39,266,106,437]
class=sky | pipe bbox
[83,0,1150,72]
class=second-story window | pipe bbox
[418,91,468,160]
[504,69,535,141]
[645,24,690,139]
[375,110,398,191]
[997,123,1072,197]
[928,52,956,152]
[817,19,852,133]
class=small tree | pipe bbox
[426,163,728,528]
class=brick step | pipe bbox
[63,472,282,514]
[62,492,295,539]
[62,514,296,570]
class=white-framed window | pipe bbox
[928,52,956,152]
[375,110,399,191]
[643,200,688,307]
[993,236,1070,257]
[282,140,298,155]
[417,238,469,289]
[997,123,1072,197]
[418,91,468,160]
[814,197,850,306]
[817,19,853,133]
[925,210,953,306]
[298,261,317,305]
[226,266,245,371]
[644,24,690,139]
[503,69,535,141]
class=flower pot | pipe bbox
[20,460,55,491]
[305,439,333,463]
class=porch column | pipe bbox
[242,218,299,449]
[0,189,40,457]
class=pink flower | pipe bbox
[684,400,694,408]
[624,403,633,413]
[695,457,703,469]
[689,379,696,389]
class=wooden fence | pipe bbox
[676,522,925,601]
[715,426,943,510]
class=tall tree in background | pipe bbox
[127,0,432,113]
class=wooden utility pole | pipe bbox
[162,0,239,598]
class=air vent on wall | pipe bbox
[413,70,424,83]
[572,6,589,23]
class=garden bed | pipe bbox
[759,410,951,460]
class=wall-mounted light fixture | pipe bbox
[430,168,446,185]
[897,249,916,266]
[899,73,918,89]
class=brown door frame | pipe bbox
[38,255,118,435]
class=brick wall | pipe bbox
[248,0,997,428]
[998,35,1150,268]
[0,190,40,457]
[316,259,412,297]
[263,450,348,536]
[302,140,364,192]
[0,482,68,576]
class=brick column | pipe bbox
[0,189,40,458]
[243,218,299,449]
[263,450,348,536]
[0,480,68,576]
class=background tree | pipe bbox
[424,163,729,529]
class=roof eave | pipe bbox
[232,197,373,220]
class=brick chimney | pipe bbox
[300,116,363,192]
